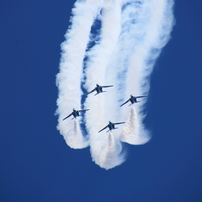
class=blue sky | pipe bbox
[1,1,202,201]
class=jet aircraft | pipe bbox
[86,84,113,96]
[120,95,147,107]
[98,121,125,133]
[63,109,89,120]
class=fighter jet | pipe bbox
[63,109,89,120]
[120,95,147,107]
[98,121,125,133]
[86,84,113,96]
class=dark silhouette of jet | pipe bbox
[120,95,147,107]
[98,121,125,133]
[63,109,89,120]
[86,84,113,96]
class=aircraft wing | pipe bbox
[120,99,130,107]
[78,109,90,112]
[101,85,113,88]
[63,113,72,121]
[114,122,125,125]
[135,95,147,98]
[86,88,96,95]
[98,125,109,133]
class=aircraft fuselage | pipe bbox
[108,121,116,130]
[72,109,80,118]
[95,84,104,93]
[130,95,138,104]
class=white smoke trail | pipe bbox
[103,0,175,146]
[84,0,125,168]
[119,0,175,144]
[121,106,149,145]
[56,0,175,169]
[98,132,125,170]
[56,0,104,148]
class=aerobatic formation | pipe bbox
[56,0,175,169]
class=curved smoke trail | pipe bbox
[98,132,125,170]
[56,0,175,169]
[56,0,104,148]
[84,0,124,169]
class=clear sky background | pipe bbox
[1,1,202,201]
